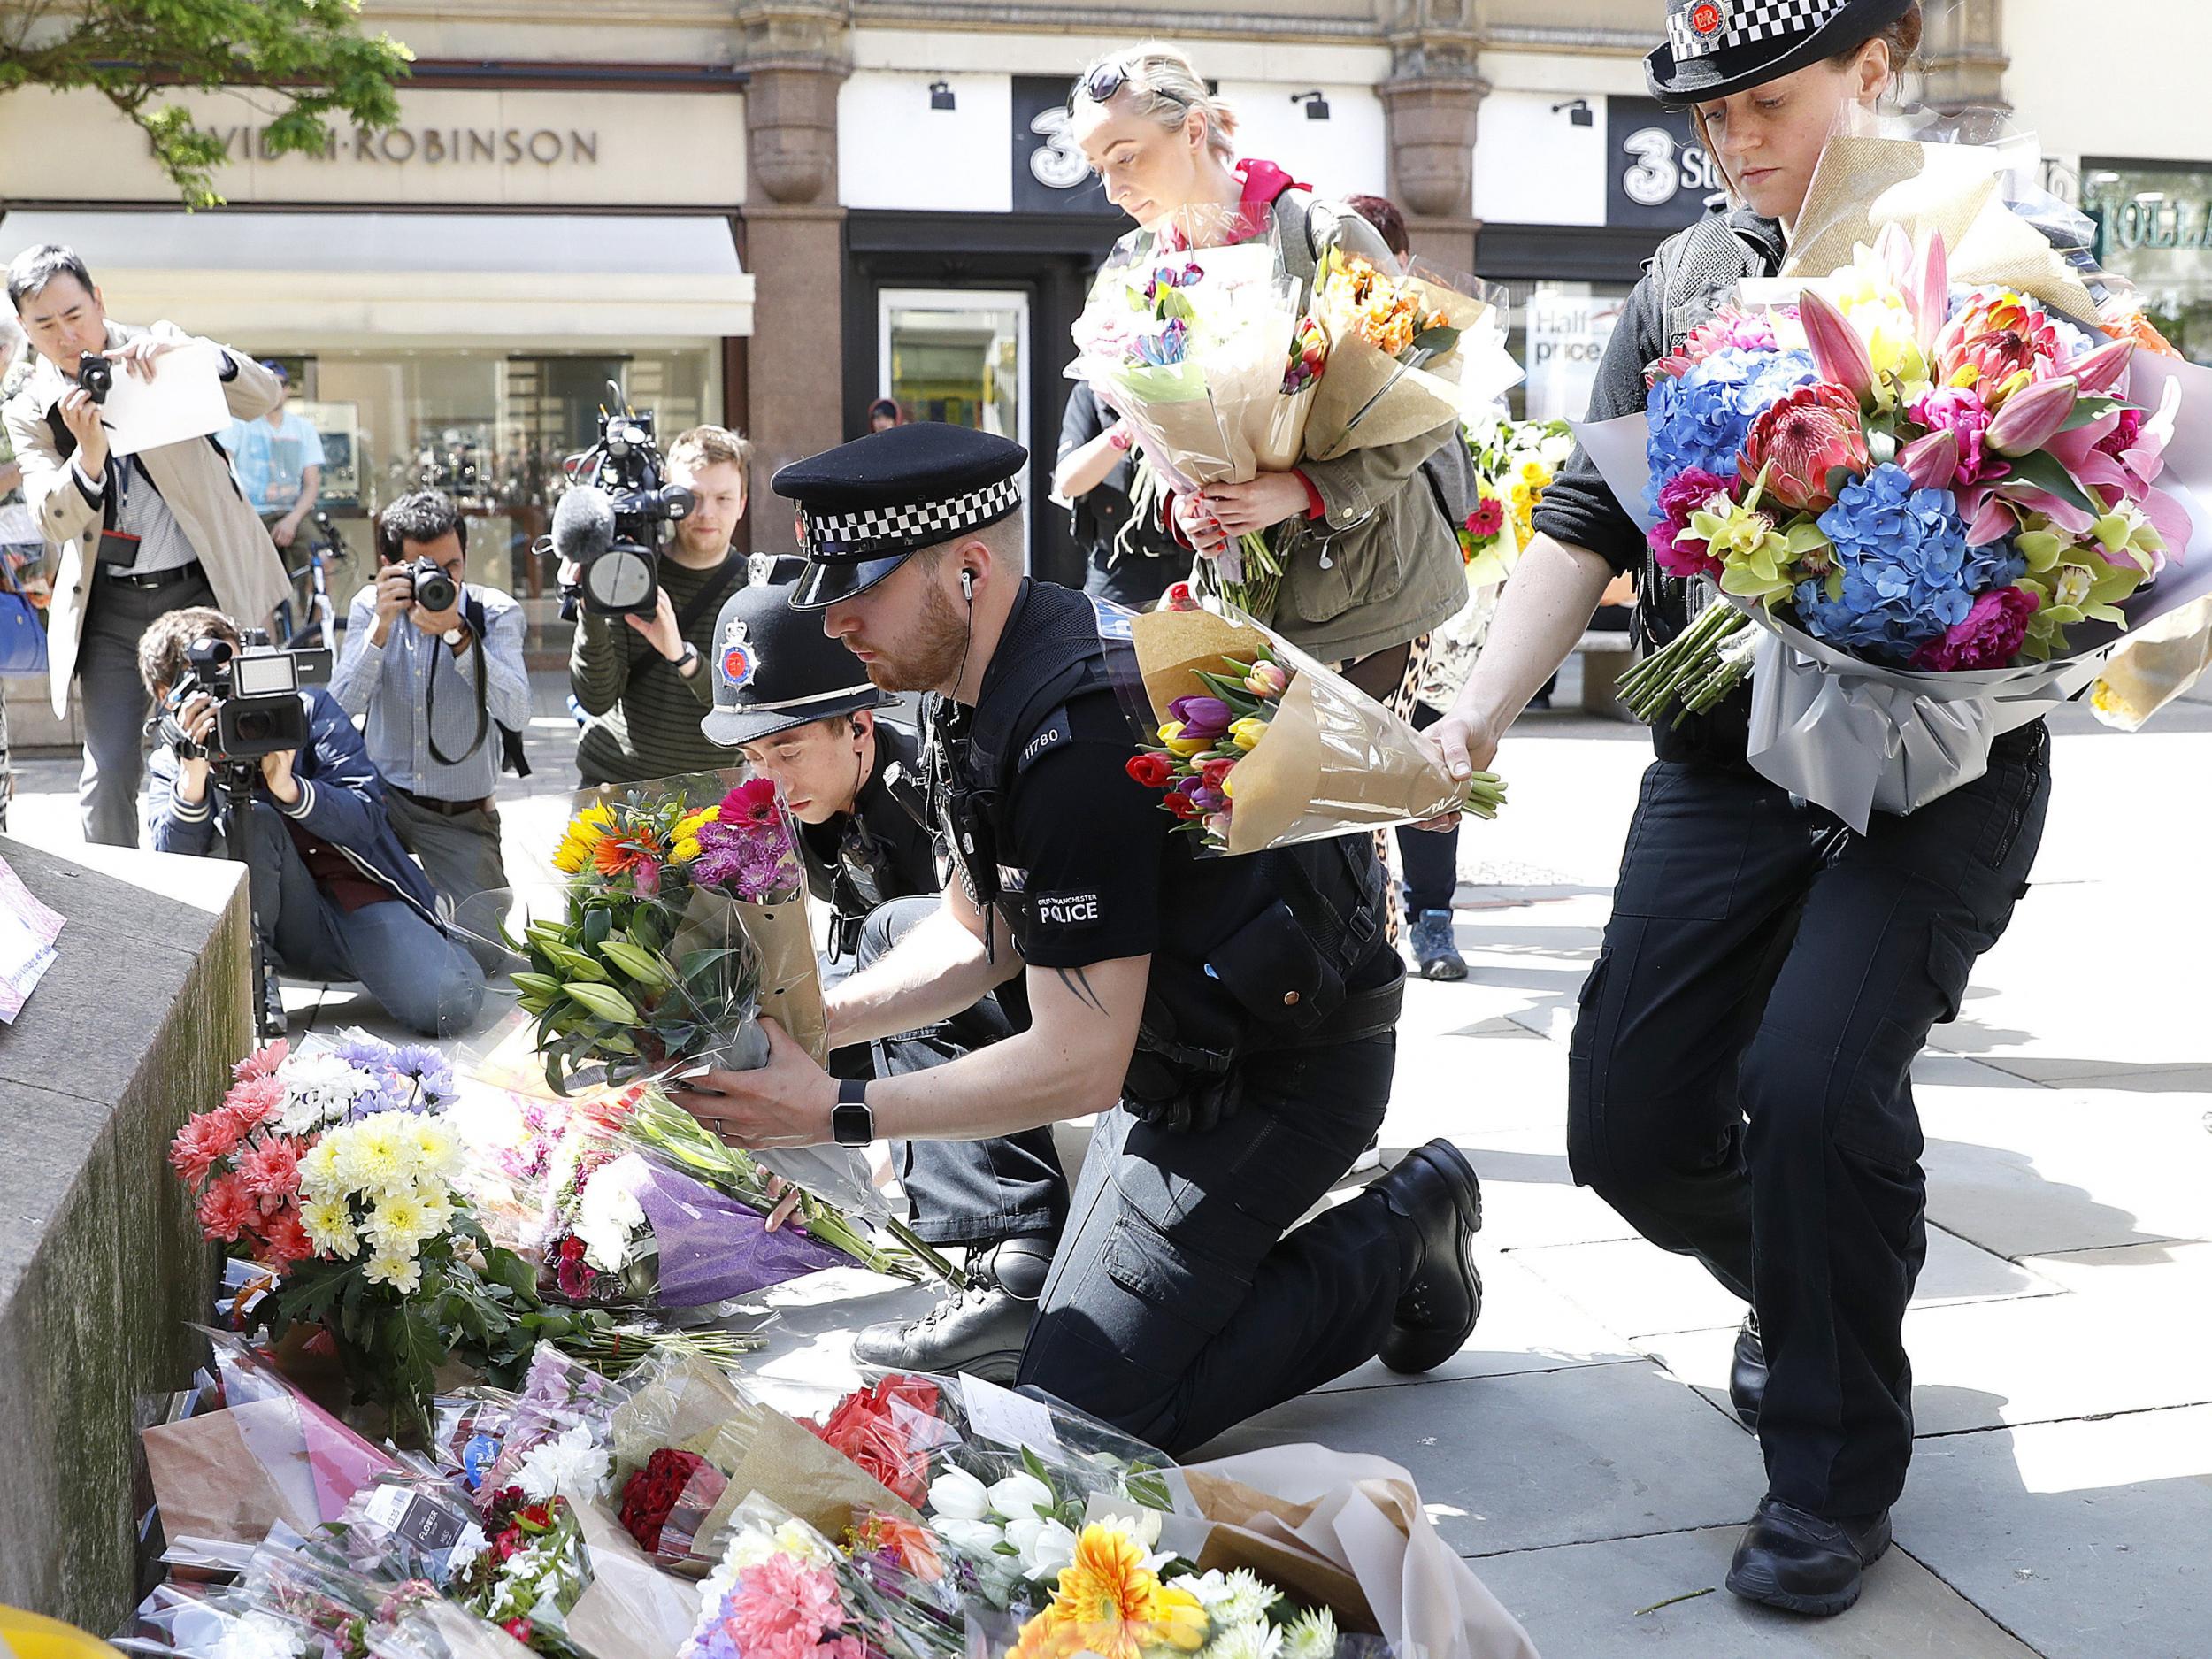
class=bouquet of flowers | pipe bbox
[1301,250,1498,465]
[1571,133,2212,826]
[1458,416,1574,590]
[1108,590,1505,855]
[452,1491,591,1655]
[495,772,826,1095]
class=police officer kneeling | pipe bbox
[671,425,1483,1451]
[698,568,1066,1380]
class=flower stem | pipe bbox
[1618,601,1749,724]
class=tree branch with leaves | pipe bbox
[0,0,412,207]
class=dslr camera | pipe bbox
[387,553,459,615]
[553,390,695,618]
[77,350,114,404]
[157,631,315,764]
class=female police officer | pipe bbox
[671,421,1486,1455]
[1428,0,2047,1620]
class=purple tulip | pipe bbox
[1190,785,1228,813]
[1167,695,1233,739]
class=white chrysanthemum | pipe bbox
[300,1196,359,1258]
[1184,1569,1281,1629]
[575,1165,646,1272]
[772,1518,830,1563]
[212,1611,303,1659]
[297,1137,345,1200]
[1204,1621,1283,1659]
[407,1118,462,1180]
[368,1191,433,1253]
[363,1249,421,1294]
[515,1421,611,1505]
[1278,1608,1338,1659]
[278,1053,378,1135]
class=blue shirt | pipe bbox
[330,582,531,802]
[222,409,326,514]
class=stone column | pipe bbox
[739,4,852,551]
[1917,0,2008,114]
[1380,0,1485,276]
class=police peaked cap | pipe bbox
[699,575,893,748]
[1647,0,1913,104]
[774,422,1027,611]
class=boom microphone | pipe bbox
[551,485,617,566]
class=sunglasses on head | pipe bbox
[1068,60,1129,114]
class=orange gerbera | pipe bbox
[594,830,664,878]
[1024,1525,1209,1659]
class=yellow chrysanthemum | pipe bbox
[673,806,719,840]
[671,836,703,865]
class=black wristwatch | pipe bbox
[832,1077,874,1147]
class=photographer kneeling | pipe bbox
[142,606,487,1037]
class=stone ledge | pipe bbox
[0,838,250,1632]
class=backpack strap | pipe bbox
[1649,209,1783,356]
[676,556,743,637]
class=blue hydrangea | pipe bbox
[1795,464,2028,663]
[1643,348,1818,521]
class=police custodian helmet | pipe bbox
[1647,0,1912,104]
[773,422,1027,611]
[700,574,894,748]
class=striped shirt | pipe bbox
[571,554,743,786]
[331,583,531,801]
[76,456,202,575]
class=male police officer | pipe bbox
[698,571,1066,1379]
[671,424,1483,1451]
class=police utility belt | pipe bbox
[926,581,1402,1133]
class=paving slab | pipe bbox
[1513,1224,2060,1342]
[1191,1361,1762,1558]
[1473,1526,2039,1659]
[2019,1237,2212,1298]
[1313,1248,1642,1393]
[1639,1286,2212,1435]
[1386,1019,1569,1141]
[1896,1406,2212,1659]
[1448,1125,1640,1250]
[1921,1087,2212,1256]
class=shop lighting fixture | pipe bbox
[929,80,956,111]
[1291,90,1331,121]
[1551,98,1594,127]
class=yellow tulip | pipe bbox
[1157,720,1211,758]
[1228,717,1269,751]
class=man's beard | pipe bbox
[858,578,968,693]
[677,519,729,560]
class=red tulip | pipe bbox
[1985,374,2078,457]
[1798,287,1877,406]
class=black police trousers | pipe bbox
[848,896,1071,1250]
[1019,1026,1407,1455]
[1569,725,2051,1517]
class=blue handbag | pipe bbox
[0,554,50,677]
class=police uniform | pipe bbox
[700,573,1065,1380]
[1530,0,2047,1616]
[778,422,1487,1453]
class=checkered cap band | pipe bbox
[800,475,1022,560]
[1669,0,1843,62]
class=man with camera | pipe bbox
[570,423,752,787]
[2,243,291,847]
[220,360,322,555]
[701,572,1066,1380]
[332,489,527,925]
[143,606,486,1037]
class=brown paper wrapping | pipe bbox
[1131,607,1273,721]
[733,895,829,1065]
[1304,270,1493,463]
[1782,135,2101,321]
[565,1502,702,1659]
[2093,593,2212,730]
[1183,1471,1377,1632]
[142,1402,320,1545]
[1220,672,1463,855]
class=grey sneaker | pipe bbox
[1410,910,1467,981]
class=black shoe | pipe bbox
[1729,1311,1766,1431]
[1409,910,1467,981]
[1371,1140,1484,1373]
[850,1236,1054,1385]
[1724,1497,1892,1617]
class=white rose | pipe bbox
[987,1470,1053,1521]
[933,1517,1007,1556]
[927,1466,993,1522]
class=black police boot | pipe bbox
[1729,1311,1767,1431]
[850,1235,1054,1385]
[1371,1139,1485,1373]
[1409,910,1468,981]
[1724,1496,1893,1617]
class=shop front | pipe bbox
[2083,160,2212,364]
[0,83,751,648]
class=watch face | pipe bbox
[833,1099,872,1146]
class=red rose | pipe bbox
[807,1373,941,1507]
[1125,753,1174,789]
[619,1448,726,1556]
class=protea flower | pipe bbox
[1740,381,1870,514]
[1935,290,2065,406]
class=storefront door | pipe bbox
[877,288,1031,561]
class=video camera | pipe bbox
[550,386,695,618]
[157,631,324,764]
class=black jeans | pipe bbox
[849,895,1070,1249]
[1568,726,2051,1517]
[1395,701,1460,914]
[1019,1029,1407,1455]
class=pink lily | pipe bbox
[1963,490,2017,547]
[1995,480,2096,537]
[1875,221,1915,288]
[2070,338,2136,396]
[1798,287,1877,406]
[1985,375,2078,457]
[1904,228,1950,355]
[1898,428,1960,492]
